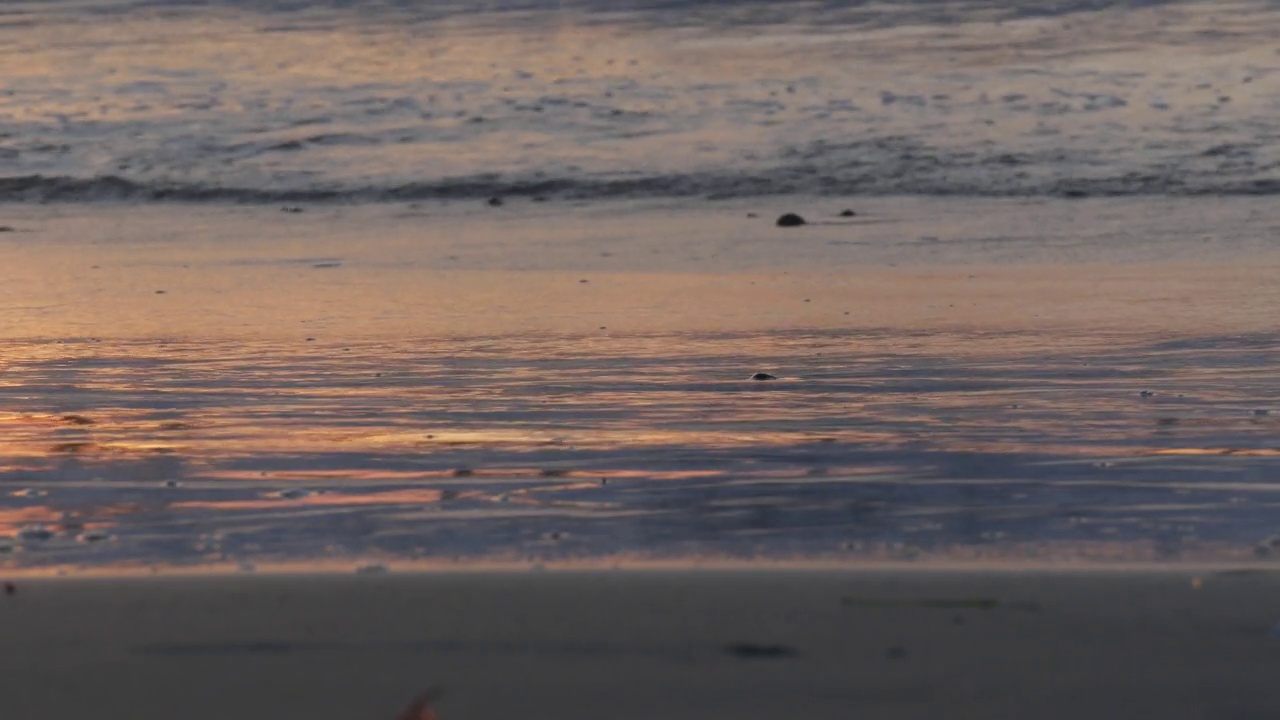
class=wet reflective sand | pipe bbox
[2,198,1278,570]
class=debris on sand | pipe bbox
[397,687,445,720]
[723,642,797,659]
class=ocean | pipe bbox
[2,0,1280,572]
[4,0,1280,202]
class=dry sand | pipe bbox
[3,568,1280,719]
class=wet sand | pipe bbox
[3,196,1280,567]
[4,568,1280,719]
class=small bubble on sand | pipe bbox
[775,212,806,227]
[11,488,47,498]
[269,488,311,500]
[750,372,778,381]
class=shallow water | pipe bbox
[3,302,1279,568]
[3,0,1280,201]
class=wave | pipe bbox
[5,171,1280,205]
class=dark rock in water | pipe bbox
[776,213,806,227]
[750,372,778,381]
[839,209,857,217]
[487,196,504,207]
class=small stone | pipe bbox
[17,525,53,542]
[1139,390,1155,398]
[838,209,857,217]
[0,226,14,232]
[750,372,778,381]
[280,206,304,213]
[487,196,504,207]
[775,213,806,227]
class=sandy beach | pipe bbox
[2,567,1280,719]
[5,1,1280,714]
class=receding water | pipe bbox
[3,327,1278,568]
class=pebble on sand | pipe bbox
[487,196,504,207]
[775,213,806,227]
[750,372,778,381]
[839,209,857,217]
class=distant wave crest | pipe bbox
[6,172,1280,204]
